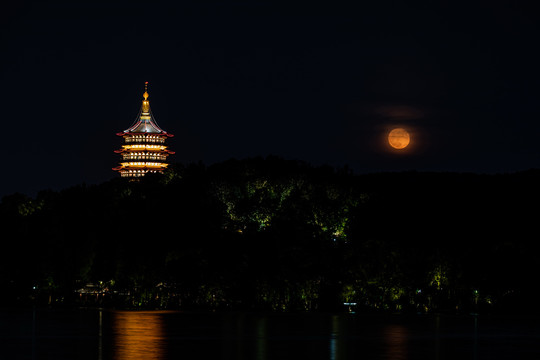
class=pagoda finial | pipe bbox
[143,81,149,100]
[142,82,150,112]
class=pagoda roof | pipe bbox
[118,83,174,137]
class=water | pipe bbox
[1,309,539,359]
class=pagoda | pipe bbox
[113,82,174,177]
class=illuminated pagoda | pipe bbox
[113,82,174,177]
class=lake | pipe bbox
[1,309,539,359]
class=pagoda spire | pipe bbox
[117,82,172,135]
[142,82,150,113]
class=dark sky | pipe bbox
[1,1,539,197]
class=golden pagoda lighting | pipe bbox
[113,82,174,177]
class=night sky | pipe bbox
[1,1,539,198]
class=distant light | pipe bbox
[343,302,357,306]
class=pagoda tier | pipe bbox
[113,83,175,178]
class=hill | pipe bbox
[1,157,539,313]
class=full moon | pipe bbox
[388,128,410,149]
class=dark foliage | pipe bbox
[1,157,539,314]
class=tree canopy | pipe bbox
[1,157,539,314]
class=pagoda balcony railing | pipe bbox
[120,170,164,178]
[122,156,168,161]
[120,161,168,167]
[124,138,166,144]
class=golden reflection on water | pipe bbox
[112,311,167,360]
[384,324,408,360]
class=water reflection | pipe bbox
[2,309,535,360]
[112,311,166,360]
[98,310,103,360]
[255,317,267,360]
[384,324,408,360]
[434,314,440,360]
[32,307,36,360]
[329,315,344,360]
[473,315,478,360]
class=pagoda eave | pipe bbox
[116,168,168,171]
[114,147,173,153]
[117,131,174,137]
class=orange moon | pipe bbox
[388,128,410,149]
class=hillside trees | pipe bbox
[1,159,539,312]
